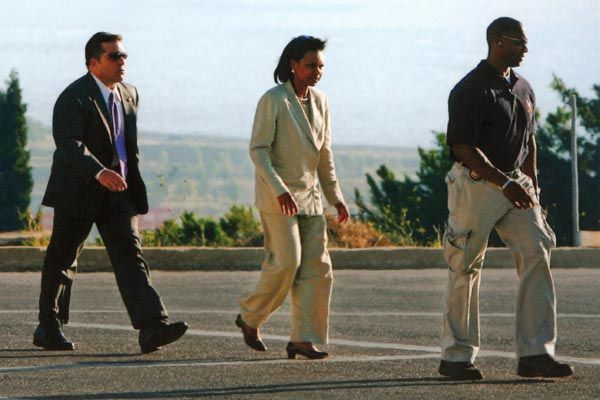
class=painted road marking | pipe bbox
[4,321,598,376]
[54,322,600,366]
[3,309,600,319]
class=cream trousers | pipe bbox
[441,163,557,362]
[238,212,333,344]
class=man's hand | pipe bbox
[335,202,350,223]
[502,180,536,209]
[98,170,128,192]
[277,192,299,216]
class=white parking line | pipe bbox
[63,322,600,366]
[3,309,600,318]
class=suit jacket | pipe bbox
[250,81,344,215]
[42,73,148,217]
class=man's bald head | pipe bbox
[486,17,524,47]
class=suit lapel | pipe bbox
[307,87,324,147]
[86,74,114,144]
[284,81,317,149]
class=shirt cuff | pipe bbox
[95,169,108,181]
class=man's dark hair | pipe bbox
[273,35,326,83]
[85,32,123,67]
[486,17,523,46]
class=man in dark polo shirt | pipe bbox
[438,17,573,380]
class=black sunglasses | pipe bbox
[107,51,128,61]
[501,36,527,47]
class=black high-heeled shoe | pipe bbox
[235,314,267,352]
[286,342,329,359]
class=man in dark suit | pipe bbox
[34,32,187,353]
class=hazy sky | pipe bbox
[1,0,598,147]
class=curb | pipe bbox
[0,246,598,272]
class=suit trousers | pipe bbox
[441,163,557,362]
[38,190,167,329]
[238,212,333,344]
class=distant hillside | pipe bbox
[27,120,419,220]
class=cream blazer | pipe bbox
[250,81,345,215]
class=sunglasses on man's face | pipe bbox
[501,36,528,47]
[107,51,128,61]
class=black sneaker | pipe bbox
[439,360,483,380]
[517,354,573,378]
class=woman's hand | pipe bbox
[277,192,299,216]
[335,202,350,223]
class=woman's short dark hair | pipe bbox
[273,35,327,83]
[85,32,123,67]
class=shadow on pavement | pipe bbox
[15,377,554,398]
[0,349,139,359]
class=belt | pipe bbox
[457,162,520,180]
[503,169,520,179]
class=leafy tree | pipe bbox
[354,132,450,245]
[178,211,206,245]
[139,219,182,247]
[219,205,263,246]
[141,211,224,246]
[537,76,600,244]
[354,166,418,246]
[140,206,262,247]
[411,132,453,242]
[0,70,33,231]
[203,218,230,245]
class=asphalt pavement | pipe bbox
[1,269,598,399]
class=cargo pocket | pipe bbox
[443,221,472,273]
[540,210,557,248]
[446,171,460,211]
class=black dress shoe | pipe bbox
[235,314,267,352]
[438,360,483,380]
[286,342,329,360]
[33,322,75,351]
[139,321,188,354]
[517,354,574,378]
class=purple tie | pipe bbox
[108,92,128,178]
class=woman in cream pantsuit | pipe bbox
[236,35,349,359]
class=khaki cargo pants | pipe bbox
[441,162,558,362]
